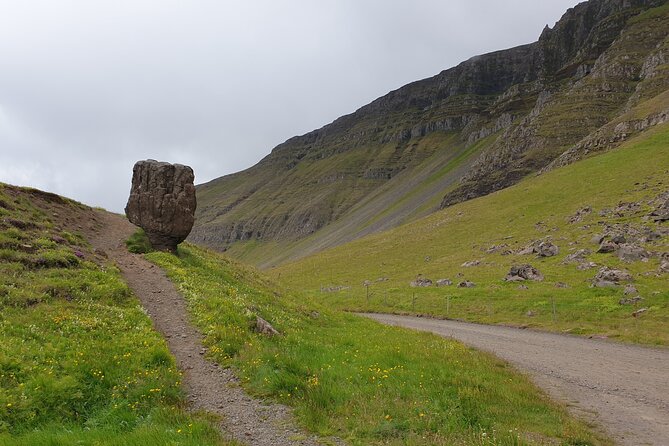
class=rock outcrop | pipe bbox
[125,160,197,253]
[505,265,544,282]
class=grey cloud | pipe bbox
[0,0,577,211]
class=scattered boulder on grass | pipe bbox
[555,282,569,289]
[597,241,618,253]
[461,260,480,267]
[485,244,511,255]
[517,240,559,257]
[436,279,452,287]
[577,262,598,270]
[517,242,538,256]
[649,190,669,222]
[567,206,592,224]
[611,234,627,245]
[614,202,641,217]
[619,296,644,305]
[660,259,669,274]
[563,249,591,264]
[537,241,559,257]
[593,280,618,288]
[632,308,648,317]
[591,234,605,245]
[616,244,650,263]
[410,276,433,287]
[623,284,638,295]
[592,267,633,288]
[255,316,280,336]
[458,280,476,288]
[125,159,197,253]
[321,285,350,293]
[505,264,544,282]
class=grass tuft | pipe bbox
[125,229,153,254]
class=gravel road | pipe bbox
[360,313,669,446]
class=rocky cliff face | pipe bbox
[191,0,669,265]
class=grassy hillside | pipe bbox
[148,244,607,445]
[222,133,498,268]
[273,123,669,345]
[191,1,669,270]
[0,185,228,445]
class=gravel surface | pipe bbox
[88,211,340,446]
[361,313,669,446]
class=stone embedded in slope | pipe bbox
[616,244,650,263]
[593,266,633,285]
[505,264,544,282]
[125,160,197,253]
[436,279,453,287]
[410,277,433,287]
[537,241,559,257]
[255,316,280,336]
[650,191,669,222]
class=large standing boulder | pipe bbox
[125,160,197,253]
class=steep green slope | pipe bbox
[274,122,669,345]
[0,185,227,445]
[192,0,668,268]
[147,243,606,445]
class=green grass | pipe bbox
[126,228,153,254]
[273,123,669,345]
[0,184,228,445]
[147,244,607,445]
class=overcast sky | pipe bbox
[0,0,578,212]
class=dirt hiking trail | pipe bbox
[89,211,339,446]
[362,313,669,446]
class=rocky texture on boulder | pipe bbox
[563,249,591,264]
[620,296,644,305]
[616,244,651,262]
[650,190,669,222]
[125,160,196,253]
[537,241,559,258]
[505,265,544,282]
[597,241,618,253]
[255,316,280,336]
[518,240,559,257]
[436,279,453,287]
[567,206,593,224]
[458,280,476,288]
[660,259,669,273]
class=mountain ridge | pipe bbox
[191,0,669,267]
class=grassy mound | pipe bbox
[0,185,227,445]
[148,244,606,445]
[273,124,669,345]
